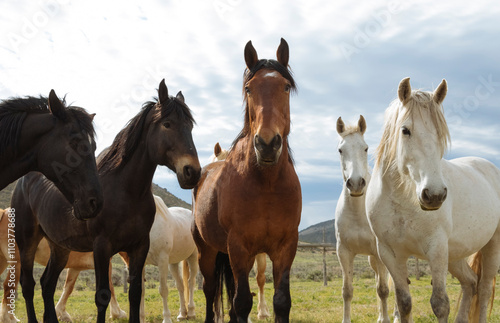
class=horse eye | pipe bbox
[284,84,291,92]
[163,122,171,129]
[402,126,411,136]
[364,147,368,152]
[338,149,342,154]
[245,86,251,94]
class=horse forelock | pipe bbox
[375,89,450,197]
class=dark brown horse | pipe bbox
[12,79,201,323]
[192,38,302,323]
[0,91,102,219]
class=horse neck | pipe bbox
[0,113,55,189]
[102,143,157,197]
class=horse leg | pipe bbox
[193,225,218,323]
[157,254,173,323]
[93,238,113,323]
[337,242,355,323]
[40,244,70,322]
[108,261,127,319]
[17,234,43,323]
[226,235,256,322]
[170,262,186,321]
[128,241,150,323]
[426,246,450,323]
[186,251,198,319]
[269,239,298,323]
[448,258,477,323]
[377,243,412,323]
[476,238,500,323]
[255,253,270,320]
[369,255,390,323]
[56,268,81,322]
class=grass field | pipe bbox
[2,250,500,322]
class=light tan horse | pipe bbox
[0,208,126,323]
[119,195,198,323]
[209,142,271,320]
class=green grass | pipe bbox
[2,252,500,322]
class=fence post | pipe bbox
[123,267,128,293]
[322,228,327,286]
[415,258,420,280]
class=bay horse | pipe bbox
[193,38,302,322]
[334,116,391,323]
[0,207,126,323]
[366,77,500,323]
[209,142,271,320]
[0,91,102,220]
[12,79,201,323]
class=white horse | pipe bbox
[209,142,271,320]
[335,115,391,323]
[138,196,198,323]
[366,77,500,323]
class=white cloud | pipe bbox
[1,0,500,228]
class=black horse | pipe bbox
[0,90,102,220]
[13,80,201,322]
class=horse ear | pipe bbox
[89,113,96,121]
[176,91,185,103]
[434,79,447,105]
[398,77,412,105]
[158,79,169,104]
[244,40,259,70]
[336,117,345,135]
[276,38,289,67]
[48,89,67,121]
[214,142,222,157]
[358,115,367,135]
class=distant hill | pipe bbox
[299,219,336,245]
[0,180,190,210]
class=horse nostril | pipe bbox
[272,134,282,151]
[440,187,448,202]
[183,165,192,179]
[346,178,353,189]
[360,178,366,188]
[422,188,431,203]
[88,197,98,213]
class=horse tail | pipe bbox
[214,252,233,322]
[182,260,190,307]
[467,251,495,322]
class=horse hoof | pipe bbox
[111,309,128,319]
[187,314,196,320]
[58,313,73,322]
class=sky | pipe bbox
[1,0,500,230]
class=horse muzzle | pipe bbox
[175,157,201,189]
[254,133,282,166]
[72,193,103,220]
[418,187,447,211]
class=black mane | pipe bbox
[0,96,95,159]
[98,96,194,174]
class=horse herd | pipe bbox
[0,38,499,323]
